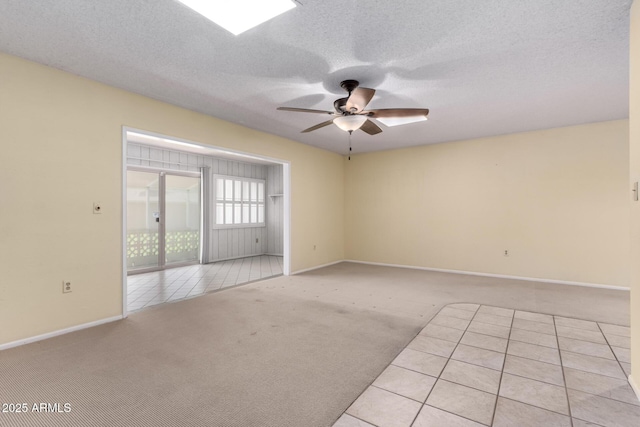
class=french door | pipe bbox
[126,168,201,273]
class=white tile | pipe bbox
[426,380,497,425]
[510,328,558,349]
[447,303,480,312]
[392,348,448,377]
[419,323,464,343]
[558,337,615,360]
[346,386,421,427]
[512,318,556,335]
[499,373,569,415]
[567,389,640,427]
[555,326,606,345]
[332,414,375,427]
[472,312,513,328]
[429,314,471,331]
[507,340,561,366]
[451,344,505,371]
[605,333,630,349]
[467,320,511,339]
[477,305,514,318]
[621,362,631,377]
[571,419,604,427]
[126,256,283,311]
[460,331,508,353]
[493,397,571,427]
[514,310,554,325]
[439,306,476,320]
[611,346,631,363]
[554,317,599,332]
[503,355,564,386]
[560,352,626,380]
[598,323,631,338]
[407,335,457,358]
[563,367,640,406]
[440,359,502,394]
[413,405,484,427]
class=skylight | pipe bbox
[177,0,296,35]
[375,116,428,127]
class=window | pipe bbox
[214,174,265,228]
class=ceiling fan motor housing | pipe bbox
[339,79,360,94]
[334,97,348,113]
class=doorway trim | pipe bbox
[121,126,292,318]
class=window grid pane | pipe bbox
[258,183,264,202]
[242,204,249,223]
[225,180,233,201]
[216,179,224,201]
[216,203,224,225]
[243,182,249,201]
[251,182,257,202]
[234,181,242,202]
[214,175,266,227]
[234,203,241,224]
[225,204,233,224]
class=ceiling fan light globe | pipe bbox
[334,115,367,132]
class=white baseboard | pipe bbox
[0,315,123,351]
[292,260,343,275]
[631,375,640,403]
[344,260,629,291]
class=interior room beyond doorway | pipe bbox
[124,129,288,312]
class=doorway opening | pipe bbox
[122,128,290,315]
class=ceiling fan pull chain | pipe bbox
[348,130,353,160]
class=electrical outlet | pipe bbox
[504,250,509,257]
[93,202,102,214]
[62,280,72,293]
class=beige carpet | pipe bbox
[0,262,630,427]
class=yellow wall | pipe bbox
[345,120,629,287]
[0,52,344,346]
[629,0,639,389]
[0,47,633,351]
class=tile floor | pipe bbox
[334,303,638,427]
[127,255,283,311]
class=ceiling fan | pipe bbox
[277,80,430,135]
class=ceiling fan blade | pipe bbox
[360,119,383,135]
[346,87,375,113]
[365,108,430,118]
[301,119,335,133]
[277,107,334,115]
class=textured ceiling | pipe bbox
[0,0,632,154]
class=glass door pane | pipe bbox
[164,174,200,265]
[126,170,160,271]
